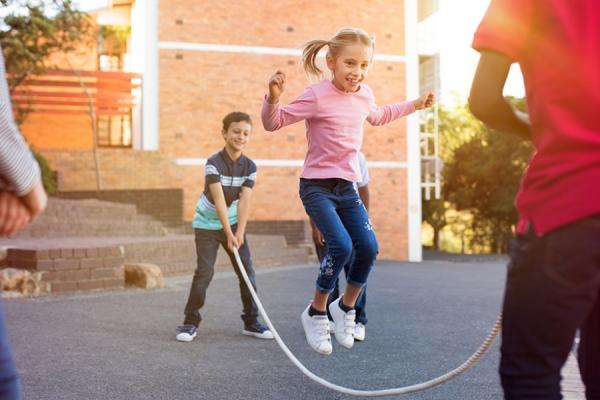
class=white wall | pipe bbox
[130,0,159,150]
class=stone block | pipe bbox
[124,263,164,289]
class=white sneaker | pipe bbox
[354,322,366,341]
[329,320,335,335]
[328,298,355,349]
[301,304,332,355]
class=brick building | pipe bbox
[18,0,428,261]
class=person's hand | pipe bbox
[412,92,435,110]
[20,178,47,222]
[0,191,31,236]
[312,226,325,246]
[226,231,240,252]
[268,70,286,104]
[235,229,245,249]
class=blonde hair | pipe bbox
[301,28,375,80]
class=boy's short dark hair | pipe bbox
[222,112,252,132]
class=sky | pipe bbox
[435,0,525,101]
[74,0,108,11]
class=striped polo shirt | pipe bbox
[192,149,257,230]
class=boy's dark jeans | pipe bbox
[183,227,259,327]
[315,242,368,325]
[501,215,600,399]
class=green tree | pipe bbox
[422,198,446,249]
[0,0,91,89]
[443,119,533,253]
[421,105,483,249]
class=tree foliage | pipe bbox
[423,101,533,253]
[0,0,91,91]
[421,105,483,249]
[444,128,533,252]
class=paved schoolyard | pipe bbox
[1,257,568,399]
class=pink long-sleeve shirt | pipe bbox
[261,79,415,182]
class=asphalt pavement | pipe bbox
[5,258,507,400]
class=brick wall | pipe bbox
[159,0,405,54]
[42,148,173,191]
[246,220,310,246]
[7,246,124,293]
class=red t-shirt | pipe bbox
[472,0,600,234]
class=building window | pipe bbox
[97,114,132,147]
[98,26,130,72]
[98,54,121,72]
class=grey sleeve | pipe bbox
[0,46,41,196]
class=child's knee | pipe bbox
[334,238,354,263]
[357,235,378,263]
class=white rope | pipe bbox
[233,247,502,397]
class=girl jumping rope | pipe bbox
[261,27,434,355]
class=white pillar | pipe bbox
[130,0,159,150]
[405,0,422,262]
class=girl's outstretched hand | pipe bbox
[413,92,435,110]
[268,70,286,104]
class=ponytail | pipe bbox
[301,39,329,79]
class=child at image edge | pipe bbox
[261,28,434,355]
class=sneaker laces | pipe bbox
[176,325,195,334]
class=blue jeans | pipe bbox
[299,178,378,293]
[315,243,368,325]
[0,300,20,400]
[501,216,600,399]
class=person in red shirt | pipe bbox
[470,1,600,398]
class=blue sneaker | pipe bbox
[242,321,274,340]
[175,324,197,342]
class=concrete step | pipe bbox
[44,198,138,219]
[17,218,167,238]
[13,198,167,238]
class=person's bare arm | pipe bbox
[208,182,238,251]
[358,184,370,212]
[235,186,253,248]
[20,178,47,220]
[309,218,325,246]
[469,51,531,140]
[0,191,30,236]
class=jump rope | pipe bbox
[232,247,502,397]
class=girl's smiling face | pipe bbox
[327,43,372,93]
